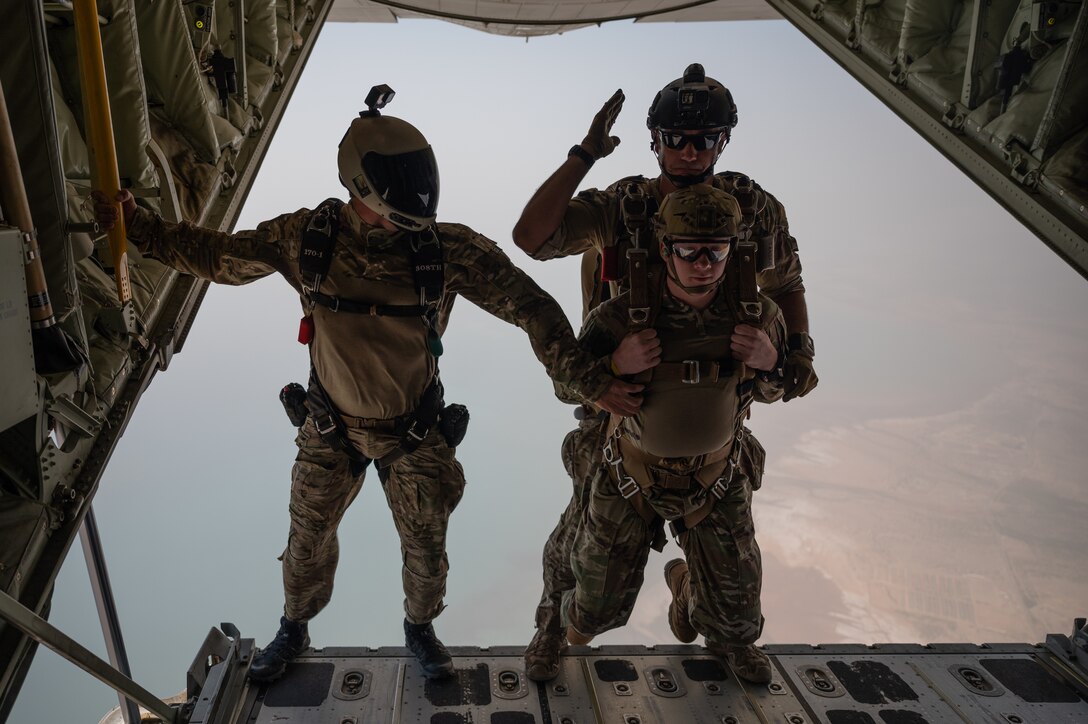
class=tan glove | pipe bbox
[580,89,624,160]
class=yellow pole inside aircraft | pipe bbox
[72,0,132,305]
[0,81,58,329]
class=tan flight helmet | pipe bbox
[338,85,439,231]
[655,185,744,293]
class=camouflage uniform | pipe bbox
[563,282,786,646]
[127,202,612,625]
[531,172,802,633]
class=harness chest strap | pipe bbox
[634,358,734,385]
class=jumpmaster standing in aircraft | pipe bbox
[95,85,638,683]
[512,64,816,683]
[567,185,787,684]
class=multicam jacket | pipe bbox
[127,202,612,419]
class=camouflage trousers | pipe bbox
[282,417,465,625]
[536,415,764,647]
[534,413,610,633]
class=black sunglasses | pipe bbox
[658,130,725,151]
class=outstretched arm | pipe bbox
[93,189,298,286]
[445,225,639,408]
[512,90,624,256]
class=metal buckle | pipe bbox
[315,416,338,436]
[629,307,650,325]
[710,477,727,500]
[617,475,640,500]
[710,460,736,499]
[682,360,700,385]
[741,301,763,318]
[602,437,622,465]
[405,420,426,442]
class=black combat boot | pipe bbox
[248,617,310,683]
[404,618,455,679]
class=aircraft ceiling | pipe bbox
[327,0,779,36]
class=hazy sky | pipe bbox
[11,16,1088,724]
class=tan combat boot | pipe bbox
[663,559,698,643]
[524,628,568,682]
[718,644,773,684]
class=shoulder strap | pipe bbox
[716,172,777,273]
[408,226,445,306]
[730,241,762,325]
[299,198,344,295]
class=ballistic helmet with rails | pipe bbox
[656,185,744,294]
[646,63,738,133]
[656,185,743,242]
[647,64,737,186]
[337,84,440,231]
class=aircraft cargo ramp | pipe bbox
[98,627,1088,724]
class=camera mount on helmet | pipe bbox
[361,84,395,117]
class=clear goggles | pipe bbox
[657,129,726,151]
[665,238,732,263]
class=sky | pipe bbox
[10,16,1088,724]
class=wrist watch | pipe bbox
[568,144,595,168]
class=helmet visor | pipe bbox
[361,146,440,219]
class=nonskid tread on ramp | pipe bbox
[217,643,1088,724]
